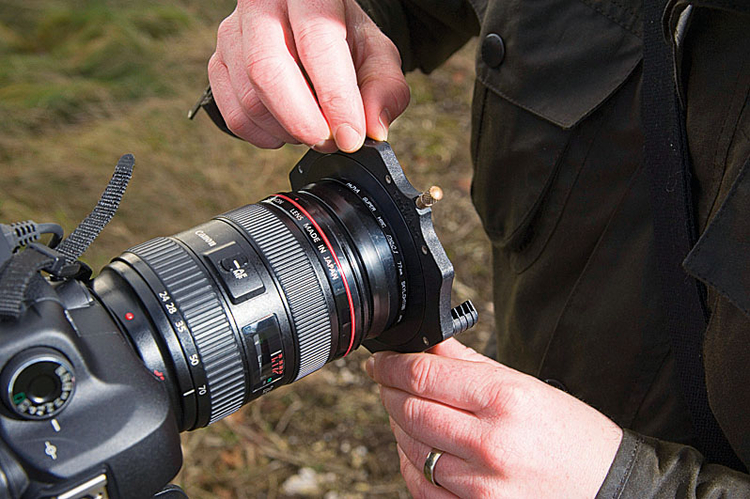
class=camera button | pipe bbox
[1,347,75,420]
[204,244,265,304]
[220,254,249,272]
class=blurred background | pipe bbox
[0,1,492,497]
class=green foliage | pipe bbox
[0,0,232,134]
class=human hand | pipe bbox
[365,338,623,498]
[208,0,410,152]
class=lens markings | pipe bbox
[274,194,357,356]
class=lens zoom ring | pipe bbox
[129,237,246,423]
[226,204,331,380]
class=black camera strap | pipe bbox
[56,154,134,264]
[0,155,134,321]
[188,85,240,139]
[643,0,745,470]
[0,248,57,319]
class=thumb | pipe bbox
[427,337,496,365]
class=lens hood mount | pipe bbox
[289,140,477,353]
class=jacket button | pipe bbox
[544,378,569,393]
[481,33,506,68]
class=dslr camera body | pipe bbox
[0,142,476,498]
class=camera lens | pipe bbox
[88,144,478,432]
[91,177,404,431]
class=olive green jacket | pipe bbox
[358,0,750,495]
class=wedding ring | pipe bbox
[423,448,444,487]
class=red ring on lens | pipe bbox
[275,194,357,356]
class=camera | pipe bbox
[0,141,477,498]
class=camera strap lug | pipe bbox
[0,244,85,320]
[0,153,131,320]
[187,85,240,140]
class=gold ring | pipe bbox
[423,448,444,487]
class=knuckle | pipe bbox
[408,356,435,396]
[286,121,327,145]
[474,434,504,468]
[384,76,411,113]
[224,111,283,149]
[474,382,501,411]
[401,396,425,432]
[461,427,487,453]
[237,88,267,119]
[245,52,287,89]
[359,72,410,112]
[385,38,403,65]
[223,108,248,135]
[354,19,394,55]
[316,91,356,116]
[295,20,346,55]
[499,379,532,412]
[241,54,329,143]
[471,418,510,473]
[370,34,404,70]
[207,52,221,73]
[390,77,411,110]
[446,421,486,462]
[291,127,325,145]
[475,373,527,414]
[216,15,236,42]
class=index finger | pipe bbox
[238,1,332,147]
[368,351,514,413]
[289,0,366,152]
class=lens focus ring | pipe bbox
[129,237,246,424]
[225,204,331,380]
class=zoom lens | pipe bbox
[89,142,477,431]
[93,182,401,431]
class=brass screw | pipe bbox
[415,186,443,209]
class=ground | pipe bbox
[0,2,492,497]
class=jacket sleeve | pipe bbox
[596,429,750,497]
[355,0,480,73]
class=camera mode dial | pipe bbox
[1,347,75,420]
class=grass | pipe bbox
[0,2,492,497]
[0,0,233,138]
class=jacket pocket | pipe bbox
[474,0,642,129]
[470,0,642,264]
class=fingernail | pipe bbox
[334,124,363,152]
[365,356,375,379]
[312,138,336,153]
[376,108,391,141]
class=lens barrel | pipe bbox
[91,142,477,431]
[93,179,400,430]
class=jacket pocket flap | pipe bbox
[475,0,642,129]
[684,157,750,317]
